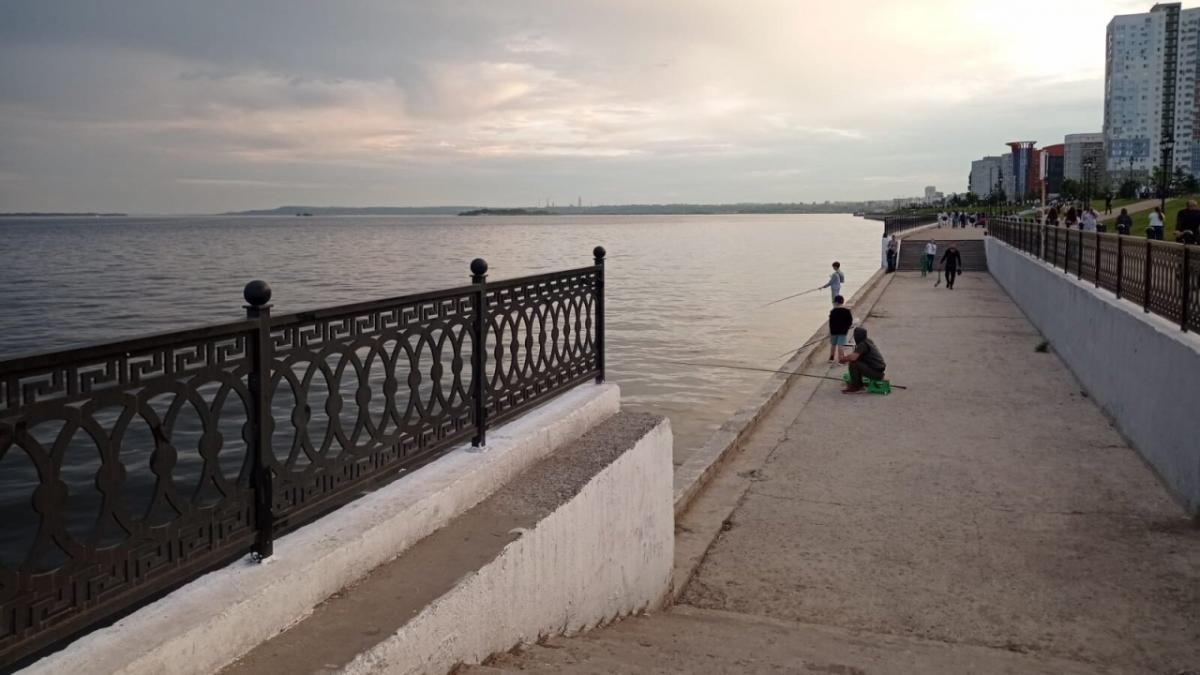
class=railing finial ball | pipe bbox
[243,280,272,307]
[470,258,488,277]
[593,246,606,260]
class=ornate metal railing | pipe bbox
[0,248,606,667]
[990,217,1197,333]
[882,214,938,237]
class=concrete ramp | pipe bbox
[219,412,674,675]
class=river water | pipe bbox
[1,213,881,457]
[0,214,879,559]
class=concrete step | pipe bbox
[896,240,987,271]
[463,606,1109,674]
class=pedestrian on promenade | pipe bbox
[1148,206,1165,240]
[923,240,937,278]
[941,243,962,290]
[1080,208,1098,232]
[1064,206,1079,229]
[1047,206,1060,227]
[828,295,852,362]
[839,326,886,395]
[978,213,987,231]
[1175,200,1200,243]
[1105,192,1113,215]
[1116,208,1133,235]
[958,212,968,229]
[886,236,899,272]
[821,261,845,302]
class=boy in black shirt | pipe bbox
[828,295,853,362]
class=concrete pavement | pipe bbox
[473,272,1200,675]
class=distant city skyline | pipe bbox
[0,0,1169,213]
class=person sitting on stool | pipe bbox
[839,326,887,395]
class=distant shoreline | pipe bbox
[226,203,870,217]
[1,212,128,217]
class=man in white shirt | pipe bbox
[923,241,937,278]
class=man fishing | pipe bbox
[838,326,886,395]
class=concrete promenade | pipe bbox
[474,272,1200,674]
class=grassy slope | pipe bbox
[1100,195,1199,238]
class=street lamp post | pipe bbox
[1161,137,1175,212]
[1083,157,1094,207]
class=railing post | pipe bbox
[1080,227,1089,277]
[1063,228,1069,273]
[1116,235,1123,298]
[1183,245,1192,332]
[593,246,606,383]
[470,258,489,447]
[244,280,275,560]
[1145,242,1153,313]
[1094,232,1101,288]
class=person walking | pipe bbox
[1064,206,1079,229]
[1080,208,1098,232]
[1116,208,1133,235]
[1104,192,1113,215]
[1175,200,1200,242]
[941,243,962,290]
[820,261,845,302]
[923,240,937,278]
[828,295,852,362]
[1148,206,1165,240]
[886,236,899,273]
[1047,206,1060,227]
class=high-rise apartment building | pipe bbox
[968,156,1004,197]
[1064,133,1107,182]
[1007,142,1039,201]
[1104,3,1200,177]
[1001,154,1016,199]
[1040,144,1066,196]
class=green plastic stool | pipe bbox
[842,372,892,394]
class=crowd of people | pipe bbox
[1032,199,1200,245]
[936,211,987,229]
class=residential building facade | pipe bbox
[968,156,1004,197]
[1064,133,1107,182]
[1104,2,1200,178]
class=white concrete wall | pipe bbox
[344,417,675,675]
[986,238,1200,514]
[20,383,621,675]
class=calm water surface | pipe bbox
[0,213,879,458]
[0,214,879,559]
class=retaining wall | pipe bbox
[986,238,1200,515]
[20,383,621,675]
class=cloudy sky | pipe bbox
[0,0,1162,213]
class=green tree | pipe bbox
[1184,173,1200,194]
[1118,179,1138,199]
[1059,178,1082,200]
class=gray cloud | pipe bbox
[0,0,1149,212]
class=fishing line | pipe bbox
[776,337,855,360]
[669,360,909,390]
[760,286,824,308]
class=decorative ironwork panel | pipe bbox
[1120,238,1148,306]
[1079,233,1098,282]
[485,267,599,424]
[266,291,478,527]
[1147,243,1185,323]
[0,325,256,665]
[1096,235,1120,294]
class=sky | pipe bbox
[0,0,1168,213]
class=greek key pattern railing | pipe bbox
[0,249,605,668]
[990,217,1197,333]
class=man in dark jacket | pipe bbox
[1176,200,1200,244]
[839,326,886,394]
[941,244,963,289]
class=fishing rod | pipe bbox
[760,286,823,308]
[776,336,854,360]
[671,360,909,390]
